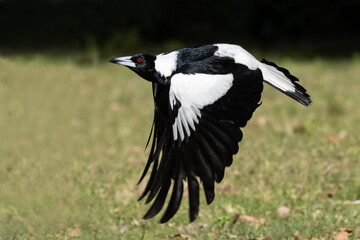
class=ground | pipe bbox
[0,54,359,239]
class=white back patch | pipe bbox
[169,73,234,141]
[214,43,259,70]
[215,44,296,93]
[154,51,179,78]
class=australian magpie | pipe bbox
[109,43,311,223]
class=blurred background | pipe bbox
[1,0,359,239]
[0,0,359,58]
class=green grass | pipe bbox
[0,55,359,239]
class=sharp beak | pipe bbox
[108,56,136,67]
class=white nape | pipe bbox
[169,73,234,141]
[154,51,179,78]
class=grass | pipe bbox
[0,54,359,239]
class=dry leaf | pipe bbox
[177,223,198,233]
[112,207,122,214]
[315,204,324,210]
[334,231,348,240]
[169,233,192,240]
[338,228,352,233]
[199,223,208,229]
[220,184,233,193]
[336,206,343,211]
[256,116,267,126]
[232,214,265,224]
[312,209,321,218]
[239,215,257,222]
[327,188,338,197]
[119,223,128,234]
[333,228,352,240]
[208,232,220,238]
[183,186,189,197]
[177,225,185,232]
[309,237,330,240]
[228,234,238,239]
[329,199,342,206]
[324,130,347,142]
[132,219,140,226]
[277,206,290,217]
[225,204,236,214]
[44,230,65,237]
[68,226,81,237]
[294,231,305,240]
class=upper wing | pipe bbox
[169,73,234,141]
[138,65,264,223]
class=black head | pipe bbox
[109,53,158,82]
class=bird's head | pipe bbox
[109,53,163,83]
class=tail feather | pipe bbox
[259,59,312,106]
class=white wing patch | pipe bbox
[214,43,259,70]
[154,51,179,78]
[169,73,234,141]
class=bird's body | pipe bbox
[109,43,311,223]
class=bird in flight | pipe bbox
[109,43,311,223]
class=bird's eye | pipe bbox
[137,57,143,63]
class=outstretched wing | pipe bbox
[138,64,264,223]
